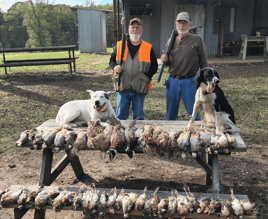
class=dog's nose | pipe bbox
[212,77,220,84]
[95,101,100,106]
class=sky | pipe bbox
[0,0,113,12]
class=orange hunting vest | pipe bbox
[114,40,152,94]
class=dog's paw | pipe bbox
[108,149,117,160]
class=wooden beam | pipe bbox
[49,154,71,184]
[39,149,53,186]
[66,150,84,179]
[34,209,45,219]
[14,208,29,219]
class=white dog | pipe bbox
[56,90,123,127]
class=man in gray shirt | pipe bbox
[161,11,208,121]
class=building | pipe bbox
[119,0,268,57]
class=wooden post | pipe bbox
[113,0,118,38]
[211,154,223,194]
[39,148,54,186]
[72,48,76,72]
[206,153,212,185]
[14,208,29,219]
[66,150,84,179]
[3,52,7,74]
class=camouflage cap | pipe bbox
[129,18,142,25]
[176,12,191,23]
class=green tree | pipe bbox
[23,0,51,47]
[0,2,28,48]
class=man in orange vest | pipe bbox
[109,18,158,120]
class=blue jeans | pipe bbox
[116,91,145,120]
[166,76,200,120]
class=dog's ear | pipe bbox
[105,91,116,99]
[86,90,94,96]
[194,68,205,89]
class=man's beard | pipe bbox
[129,32,141,42]
[177,27,189,35]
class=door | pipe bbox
[175,4,205,39]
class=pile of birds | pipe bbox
[0,184,255,218]
[16,119,238,160]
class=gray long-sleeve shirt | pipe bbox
[165,33,208,77]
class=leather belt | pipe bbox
[171,74,196,80]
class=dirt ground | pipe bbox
[0,56,268,219]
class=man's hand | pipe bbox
[114,65,123,73]
[160,50,168,62]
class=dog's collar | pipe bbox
[99,107,109,113]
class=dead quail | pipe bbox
[87,119,105,146]
[199,128,211,153]
[122,194,134,218]
[177,129,191,158]
[17,188,30,209]
[168,130,182,160]
[175,189,193,214]
[54,129,68,152]
[152,126,169,156]
[175,190,188,219]
[90,124,113,159]
[183,184,199,211]
[72,130,87,156]
[226,133,237,149]
[208,198,221,215]
[115,188,125,210]
[230,188,244,218]
[197,197,210,214]
[62,191,76,206]
[41,128,61,149]
[149,187,161,217]
[1,189,22,205]
[0,190,5,209]
[82,186,92,214]
[143,194,153,218]
[98,191,108,217]
[221,199,233,217]
[87,183,100,214]
[16,130,30,147]
[129,192,139,205]
[209,134,220,154]
[135,186,147,210]
[52,189,68,212]
[32,131,44,150]
[107,187,117,214]
[189,127,202,158]
[218,133,229,153]
[108,124,126,160]
[140,125,154,148]
[241,199,255,215]
[167,189,177,218]
[73,187,84,211]
[25,187,42,206]
[157,198,169,218]
[125,118,138,158]
[35,190,49,210]
[65,131,77,149]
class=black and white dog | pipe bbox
[186,67,239,135]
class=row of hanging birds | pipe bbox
[16,119,238,160]
[0,184,254,219]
